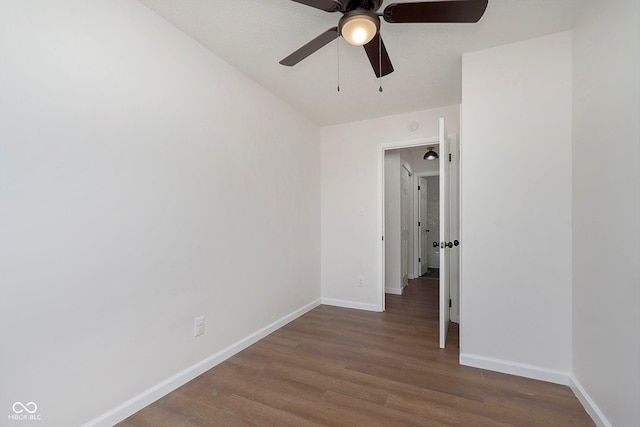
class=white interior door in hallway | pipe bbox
[416,175,440,277]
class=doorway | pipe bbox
[378,118,458,348]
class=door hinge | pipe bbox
[418,185,420,190]
[449,299,452,308]
[382,236,384,241]
[418,257,421,263]
[449,153,452,162]
[418,221,421,226]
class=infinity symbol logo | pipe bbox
[12,401,38,414]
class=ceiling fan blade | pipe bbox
[363,33,394,78]
[383,0,488,23]
[280,27,339,66]
[290,0,342,12]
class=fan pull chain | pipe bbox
[337,35,340,92]
[378,34,383,93]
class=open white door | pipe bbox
[439,118,451,349]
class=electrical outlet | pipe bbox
[357,276,364,287]
[194,316,205,337]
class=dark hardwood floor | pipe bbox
[118,278,594,426]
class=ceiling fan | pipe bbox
[280,0,489,77]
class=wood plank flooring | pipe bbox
[118,278,594,426]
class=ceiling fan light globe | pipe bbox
[340,14,379,46]
[352,28,368,44]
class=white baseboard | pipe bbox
[82,298,321,427]
[459,353,571,385]
[321,298,381,312]
[569,374,612,427]
[385,287,403,295]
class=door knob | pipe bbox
[454,240,459,246]
[445,242,453,248]
[432,241,438,248]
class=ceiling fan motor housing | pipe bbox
[342,0,384,12]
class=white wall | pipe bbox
[460,32,573,378]
[0,1,320,425]
[321,106,460,310]
[572,0,640,425]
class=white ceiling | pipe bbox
[137,0,585,126]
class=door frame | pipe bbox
[377,136,440,312]
[413,172,440,279]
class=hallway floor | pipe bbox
[419,268,440,279]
